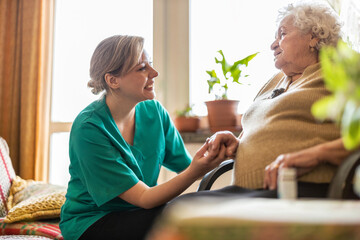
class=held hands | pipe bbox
[189,131,240,178]
[206,131,240,159]
[263,145,323,190]
[189,141,227,178]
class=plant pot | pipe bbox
[205,100,240,132]
[174,116,200,132]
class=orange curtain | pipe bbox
[0,0,53,181]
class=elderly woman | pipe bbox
[234,1,344,193]
[176,1,350,200]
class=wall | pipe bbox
[340,0,360,51]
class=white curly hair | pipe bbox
[277,1,343,50]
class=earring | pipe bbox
[310,47,315,52]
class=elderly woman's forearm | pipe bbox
[319,138,357,165]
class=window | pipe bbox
[50,0,153,185]
[49,0,329,186]
[189,0,294,115]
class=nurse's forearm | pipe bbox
[119,141,228,209]
[119,142,228,209]
[118,167,198,209]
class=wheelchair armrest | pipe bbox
[197,159,234,192]
[327,150,360,199]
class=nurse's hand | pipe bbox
[188,141,228,178]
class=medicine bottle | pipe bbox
[278,168,297,199]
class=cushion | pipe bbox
[0,218,63,240]
[4,177,66,223]
[0,235,53,239]
[0,137,16,217]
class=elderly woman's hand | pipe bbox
[263,145,323,190]
[206,131,240,159]
[263,138,353,190]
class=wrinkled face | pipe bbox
[117,51,158,102]
[271,16,318,77]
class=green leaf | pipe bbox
[230,52,258,84]
[311,95,338,120]
[231,68,242,84]
[215,50,231,79]
[206,70,217,78]
[206,70,220,93]
[341,100,360,149]
[176,104,195,117]
[234,52,259,67]
[313,40,360,150]
[320,44,348,92]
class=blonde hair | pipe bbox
[88,35,144,95]
[277,1,342,50]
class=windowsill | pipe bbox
[180,129,242,143]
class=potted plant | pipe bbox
[311,41,360,197]
[174,104,200,133]
[205,50,258,132]
[312,40,360,150]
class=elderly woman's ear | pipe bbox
[309,36,319,50]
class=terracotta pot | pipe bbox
[205,100,240,132]
[174,116,200,132]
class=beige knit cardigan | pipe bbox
[234,63,340,189]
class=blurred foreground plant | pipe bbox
[312,40,360,150]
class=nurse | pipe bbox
[59,35,236,240]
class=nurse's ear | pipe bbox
[104,73,121,90]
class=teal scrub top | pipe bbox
[59,97,192,240]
